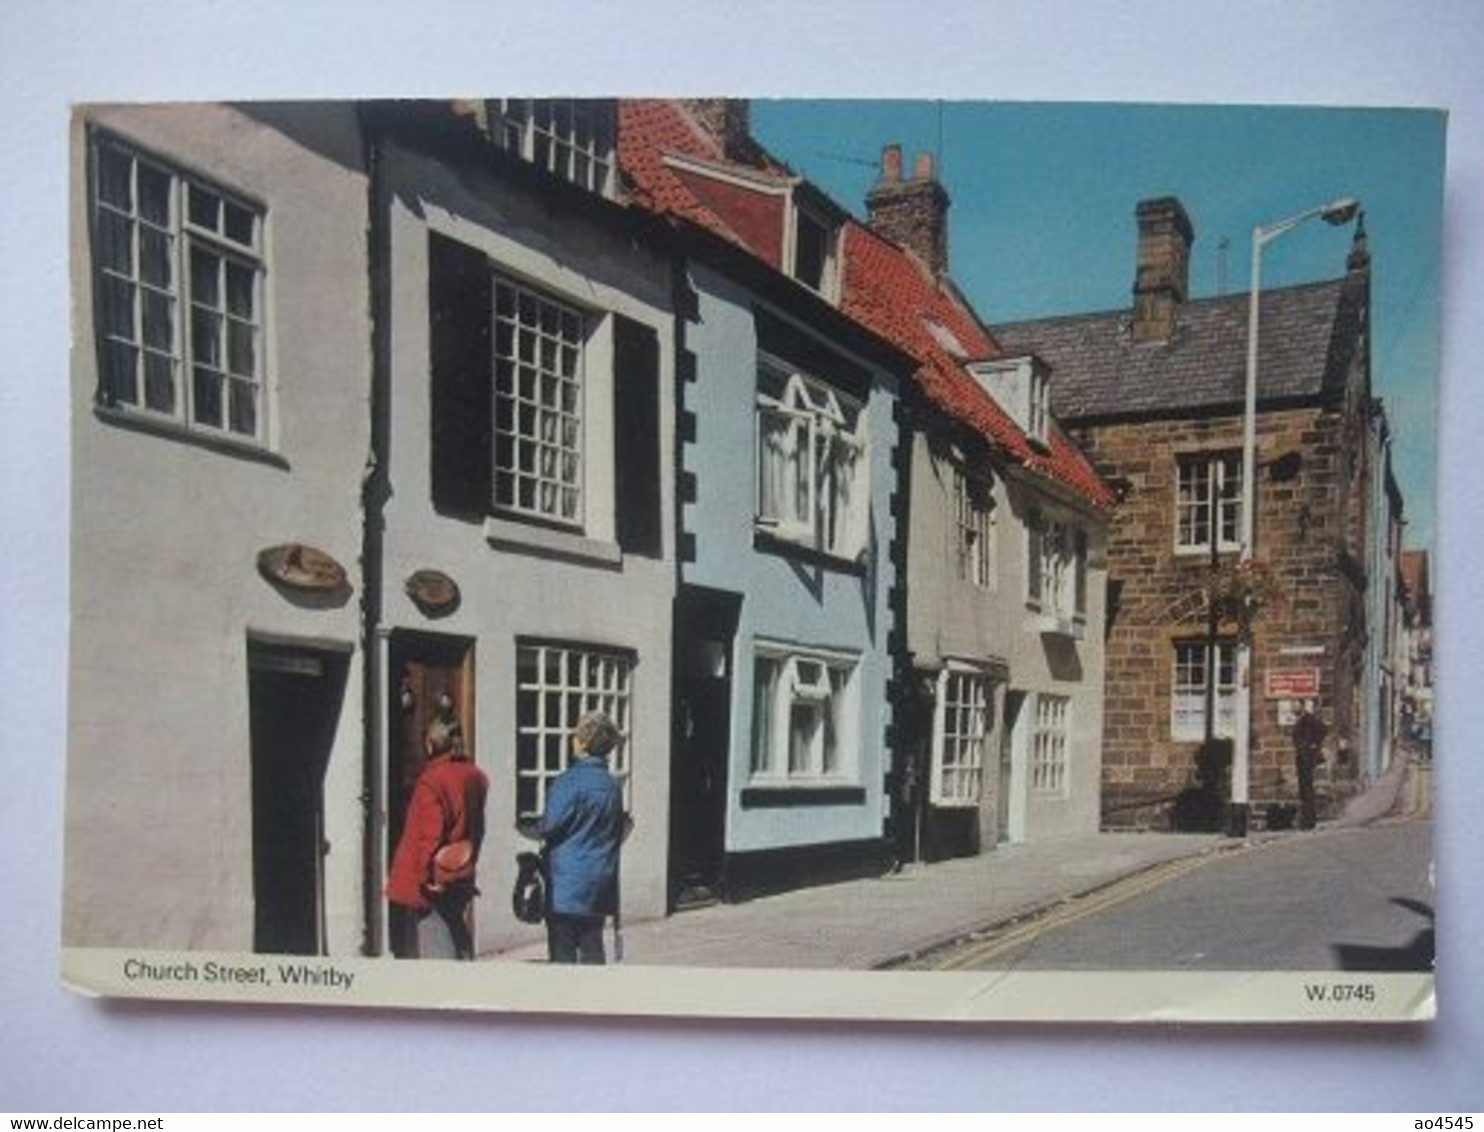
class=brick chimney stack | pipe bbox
[680,99,753,162]
[1131,197,1195,344]
[866,144,950,278]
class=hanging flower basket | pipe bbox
[1206,558,1285,641]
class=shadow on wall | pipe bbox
[1169,739,1231,832]
[1041,633,1083,682]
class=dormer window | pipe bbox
[968,354,1051,446]
[786,192,840,301]
[792,208,833,293]
[491,99,615,197]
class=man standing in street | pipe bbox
[1292,699,1328,831]
[524,710,628,964]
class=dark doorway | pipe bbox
[998,691,1025,844]
[387,631,476,959]
[248,641,349,955]
[671,587,740,909]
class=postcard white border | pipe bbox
[63,949,1436,1025]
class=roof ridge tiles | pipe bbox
[993,274,1350,333]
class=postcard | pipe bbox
[62,97,1441,1022]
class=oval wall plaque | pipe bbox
[257,543,349,592]
[405,569,461,616]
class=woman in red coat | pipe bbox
[386,715,489,959]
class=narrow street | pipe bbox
[905,814,1434,972]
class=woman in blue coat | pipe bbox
[528,710,628,964]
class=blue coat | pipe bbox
[539,755,624,916]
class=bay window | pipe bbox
[756,357,868,559]
[750,645,858,784]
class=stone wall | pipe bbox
[1069,401,1368,830]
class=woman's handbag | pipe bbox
[512,851,546,924]
[431,838,476,886]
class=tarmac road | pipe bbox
[907,815,1435,972]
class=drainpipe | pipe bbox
[357,106,393,956]
[669,244,695,909]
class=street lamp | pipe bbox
[1231,196,1361,838]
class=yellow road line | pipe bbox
[918,852,1226,972]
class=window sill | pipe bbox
[739,783,866,809]
[928,797,982,811]
[1174,545,1241,559]
[1024,607,1086,640]
[484,515,622,568]
[753,527,867,575]
[93,405,288,469]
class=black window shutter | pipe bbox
[613,315,662,557]
[428,231,493,518]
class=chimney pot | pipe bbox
[879,144,902,186]
[865,146,951,277]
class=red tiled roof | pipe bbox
[840,223,1115,506]
[617,99,1116,510]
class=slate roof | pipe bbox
[993,277,1366,424]
[617,100,1117,509]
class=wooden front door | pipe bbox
[386,632,475,958]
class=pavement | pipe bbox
[489,751,1426,970]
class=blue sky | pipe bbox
[754,100,1446,550]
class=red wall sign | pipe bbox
[1266,669,1321,699]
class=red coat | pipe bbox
[385,754,490,912]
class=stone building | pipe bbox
[996,197,1376,830]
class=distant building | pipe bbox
[1364,405,1408,783]
[1399,549,1434,749]
[997,197,1377,830]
